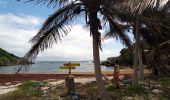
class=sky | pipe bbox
[0,0,128,61]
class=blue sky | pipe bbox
[0,0,127,61]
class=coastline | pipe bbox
[0,69,152,84]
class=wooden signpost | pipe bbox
[60,63,80,75]
[59,62,80,99]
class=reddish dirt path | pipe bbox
[0,74,86,83]
[0,74,113,83]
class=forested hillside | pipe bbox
[0,48,20,66]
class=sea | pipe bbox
[0,61,114,74]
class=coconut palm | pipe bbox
[17,0,169,99]
[104,0,169,83]
[17,0,130,99]
[140,7,170,75]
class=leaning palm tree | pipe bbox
[18,0,169,99]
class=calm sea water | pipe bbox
[0,61,114,74]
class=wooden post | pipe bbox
[65,75,75,94]
[69,68,71,75]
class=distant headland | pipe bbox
[0,48,31,66]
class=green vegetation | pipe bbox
[0,48,20,66]
[0,81,48,100]
[0,77,170,99]
[160,78,170,86]
[101,48,133,66]
[18,81,48,90]
[127,84,146,94]
[17,81,48,96]
[106,84,115,92]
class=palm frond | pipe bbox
[100,9,132,51]
[115,0,169,15]
[108,18,132,52]
[159,40,170,46]
[19,3,81,65]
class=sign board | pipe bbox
[63,63,80,67]
[59,63,80,75]
[60,66,76,69]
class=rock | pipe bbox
[119,83,125,88]
[144,86,150,91]
[152,89,163,94]
[122,95,145,100]
[42,86,50,90]
[156,85,161,89]
[148,94,159,100]
[122,96,133,100]
[41,86,50,91]
[134,95,145,100]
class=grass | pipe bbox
[0,77,170,99]
[159,78,170,98]
[0,81,49,100]
[160,78,170,86]
[18,81,47,90]
[106,84,116,92]
[127,84,146,94]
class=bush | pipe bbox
[127,84,145,94]
[106,84,115,92]
[18,81,48,96]
[18,81,47,90]
[160,78,170,86]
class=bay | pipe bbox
[0,61,114,74]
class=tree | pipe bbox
[17,0,169,99]
[104,0,169,83]
[17,0,130,99]
[140,8,170,75]
[133,1,170,82]
[119,48,133,66]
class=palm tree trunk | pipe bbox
[133,16,139,84]
[89,11,112,100]
[138,47,144,81]
[137,20,144,81]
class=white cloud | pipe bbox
[0,13,123,61]
[0,13,42,27]
[0,13,41,56]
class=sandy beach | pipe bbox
[0,68,151,84]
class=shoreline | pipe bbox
[0,69,152,84]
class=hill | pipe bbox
[0,48,20,66]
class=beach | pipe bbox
[0,68,151,84]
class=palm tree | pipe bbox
[140,7,170,75]
[104,0,169,83]
[133,1,169,83]
[17,0,169,99]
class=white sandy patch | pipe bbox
[49,77,96,85]
[49,77,115,85]
[0,83,21,95]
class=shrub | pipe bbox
[18,81,48,96]
[106,84,115,92]
[160,78,170,86]
[18,81,47,90]
[127,84,145,94]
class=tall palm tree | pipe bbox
[140,7,170,75]
[104,0,169,83]
[18,0,169,99]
